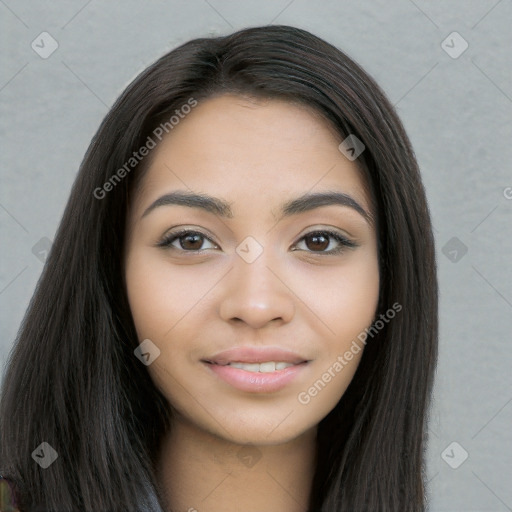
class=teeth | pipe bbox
[259,361,275,373]
[227,361,295,372]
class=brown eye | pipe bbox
[294,230,357,255]
[157,230,218,252]
[179,233,204,250]
[304,233,329,251]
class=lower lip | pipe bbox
[203,361,309,393]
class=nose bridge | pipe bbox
[218,239,295,327]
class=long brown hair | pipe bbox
[0,25,438,511]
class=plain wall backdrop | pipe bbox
[1,1,511,510]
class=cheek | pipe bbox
[291,262,379,418]
[124,246,212,342]
[331,263,379,341]
[296,250,380,349]
[292,249,378,384]
[124,248,167,341]
[124,248,203,399]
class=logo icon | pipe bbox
[31,442,58,469]
[442,237,468,263]
[441,441,469,469]
[237,444,262,468]
[134,339,161,366]
[236,236,264,264]
[31,32,59,59]
[32,237,52,262]
[338,134,365,161]
[441,32,469,59]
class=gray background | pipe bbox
[1,1,511,510]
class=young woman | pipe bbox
[0,25,438,511]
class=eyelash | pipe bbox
[156,228,358,255]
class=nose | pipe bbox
[218,250,295,329]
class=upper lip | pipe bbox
[203,346,309,366]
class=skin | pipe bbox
[124,94,380,512]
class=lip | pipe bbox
[201,346,311,393]
[203,346,308,366]
[203,360,310,393]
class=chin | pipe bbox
[200,409,320,447]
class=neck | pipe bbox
[156,415,317,512]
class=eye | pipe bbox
[293,230,357,255]
[157,229,218,252]
[157,228,357,255]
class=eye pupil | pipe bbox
[305,233,329,251]
[181,233,203,250]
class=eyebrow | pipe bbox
[141,190,373,225]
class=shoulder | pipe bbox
[0,475,21,511]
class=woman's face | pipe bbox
[124,94,380,445]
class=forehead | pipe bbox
[132,94,372,218]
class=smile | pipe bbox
[202,360,310,393]
[212,361,295,372]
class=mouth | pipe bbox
[201,347,311,393]
[203,346,309,367]
[203,360,308,373]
